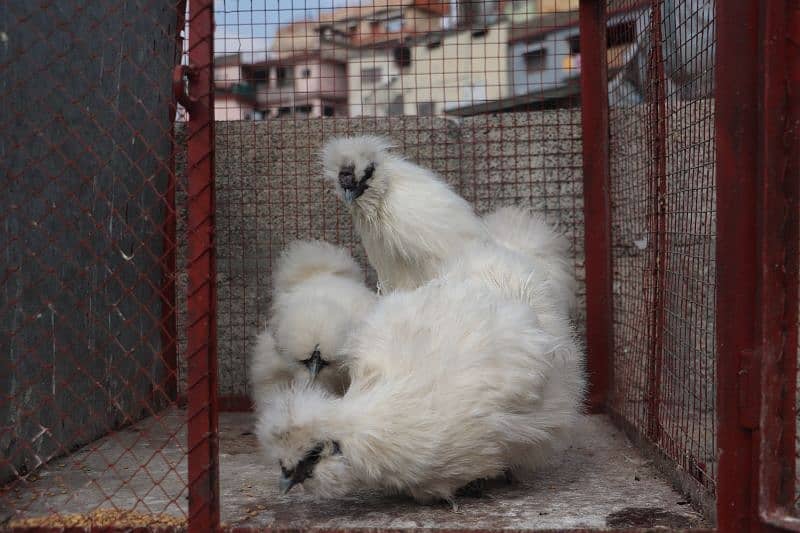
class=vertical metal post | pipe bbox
[185,0,219,530]
[758,0,800,529]
[714,1,762,530]
[645,0,668,446]
[579,0,613,413]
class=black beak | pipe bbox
[279,474,298,495]
[338,165,356,193]
[303,346,329,382]
[307,348,323,382]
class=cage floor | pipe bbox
[3,410,708,529]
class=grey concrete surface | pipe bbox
[3,411,707,530]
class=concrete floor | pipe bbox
[2,410,708,529]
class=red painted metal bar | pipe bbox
[644,0,668,446]
[185,0,220,530]
[714,1,762,531]
[218,395,254,412]
[758,0,800,530]
[179,394,253,412]
[578,0,613,414]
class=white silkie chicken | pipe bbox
[484,206,577,318]
[438,238,574,342]
[321,136,491,293]
[256,277,585,506]
[249,240,376,400]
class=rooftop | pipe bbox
[318,0,449,23]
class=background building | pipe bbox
[349,21,512,117]
[244,55,348,118]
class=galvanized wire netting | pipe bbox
[209,0,591,399]
[607,0,717,496]
[8,0,797,529]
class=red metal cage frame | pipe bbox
[157,0,800,531]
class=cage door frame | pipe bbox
[757,0,800,530]
[185,0,221,530]
[716,0,800,532]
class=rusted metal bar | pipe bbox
[579,0,613,414]
[714,0,762,531]
[758,0,800,530]
[174,64,199,114]
[645,0,668,446]
[178,394,253,412]
[185,0,219,530]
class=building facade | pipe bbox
[348,21,512,117]
[244,55,349,118]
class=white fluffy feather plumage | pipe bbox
[249,240,375,399]
[252,138,585,506]
[438,238,573,342]
[321,136,490,292]
[484,206,577,317]
[256,277,585,504]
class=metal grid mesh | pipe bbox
[606,0,717,494]
[8,0,795,529]
[210,0,594,399]
[0,0,188,526]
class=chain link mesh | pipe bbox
[1,0,188,526]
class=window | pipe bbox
[323,105,335,117]
[426,40,441,50]
[385,17,404,33]
[294,105,313,115]
[568,35,580,55]
[361,67,382,84]
[393,46,412,68]
[417,102,435,116]
[251,68,267,82]
[348,23,358,33]
[523,48,548,73]
[301,68,311,78]
[607,20,637,47]
[277,107,292,117]
[277,67,291,87]
[388,94,404,116]
[472,28,488,38]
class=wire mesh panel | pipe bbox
[606,0,717,506]
[210,0,593,402]
[0,1,188,527]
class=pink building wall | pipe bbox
[215,95,253,121]
[214,65,243,88]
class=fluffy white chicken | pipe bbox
[256,277,585,505]
[438,238,573,342]
[321,136,491,292]
[249,240,376,400]
[484,206,577,317]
